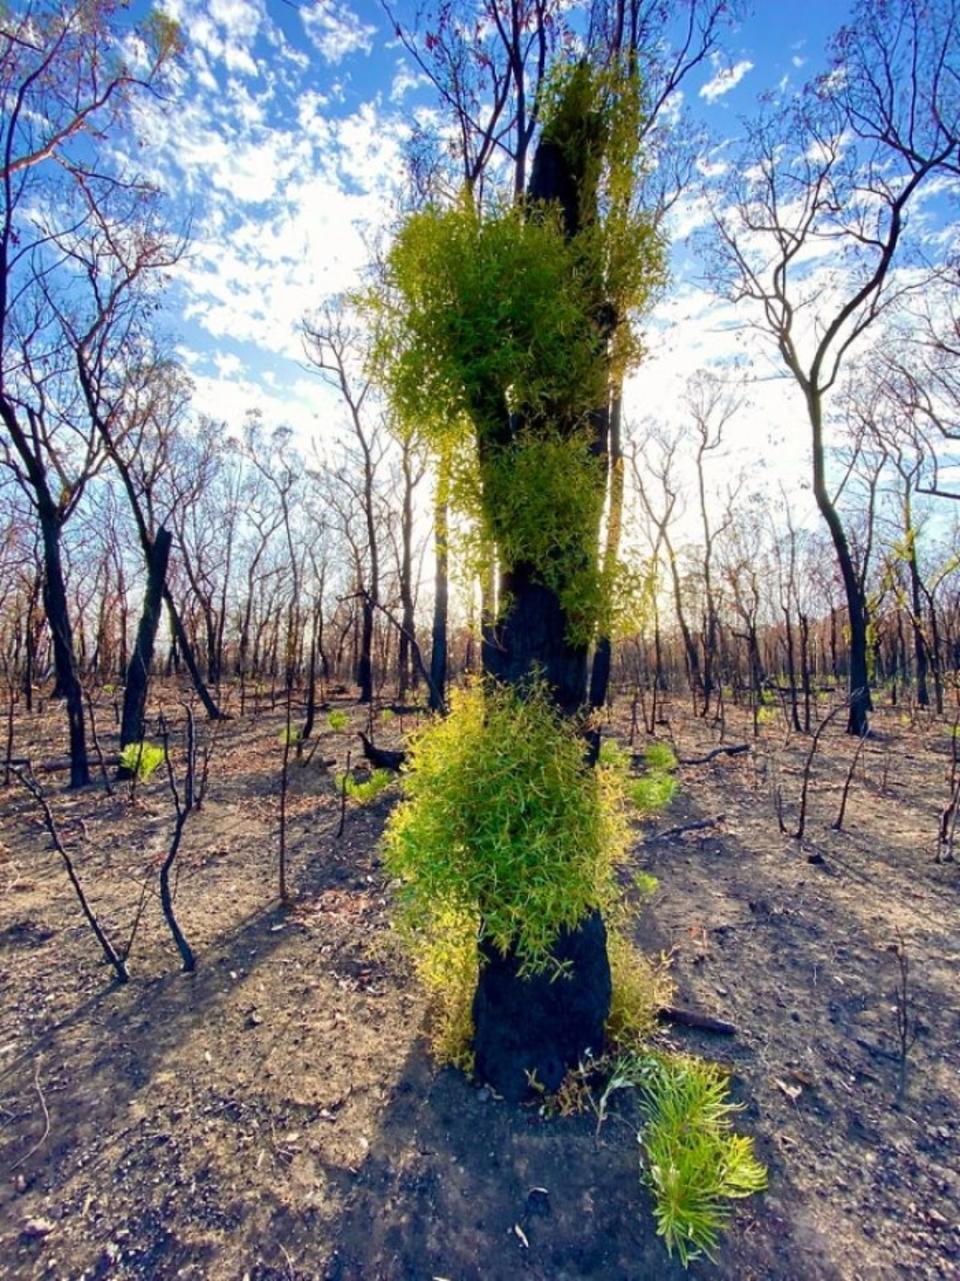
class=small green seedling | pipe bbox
[643,741,677,772]
[327,710,349,731]
[638,1054,767,1267]
[119,740,165,781]
[336,768,393,804]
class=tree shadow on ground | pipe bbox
[320,1035,844,1281]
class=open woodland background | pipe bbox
[1,0,960,1277]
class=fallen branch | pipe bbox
[6,753,120,774]
[359,732,406,772]
[648,815,726,841]
[657,1006,737,1036]
[8,1058,50,1172]
[678,744,749,766]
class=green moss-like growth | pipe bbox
[119,740,164,781]
[385,682,628,978]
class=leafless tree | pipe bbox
[707,0,960,734]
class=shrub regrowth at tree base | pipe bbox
[385,682,627,977]
[385,684,675,1068]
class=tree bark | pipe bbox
[119,527,172,759]
[38,501,90,787]
[428,465,449,713]
[809,392,871,735]
[471,129,612,1103]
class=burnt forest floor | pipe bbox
[0,680,958,1281]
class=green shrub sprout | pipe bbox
[385,682,628,978]
[336,768,393,805]
[119,740,164,781]
[327,709,348,731]
[643,741,677,772]
[638,1054,768,1266]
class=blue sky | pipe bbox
[121,0,914,500]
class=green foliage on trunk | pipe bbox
[385,682,627,977]
[366,61,665,648]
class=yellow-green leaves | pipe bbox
[376,202,605,444]
[385,682,628,976]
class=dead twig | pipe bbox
[8,1057,50,1172]
[336,748,351,840]
[890,931,919,1104]
[12,765,129,984]
[657,1006,737,1035]
[831,727,869,831]
[648,815,726,841]
[678,744,748,766]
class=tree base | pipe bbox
[472,909,612,1103]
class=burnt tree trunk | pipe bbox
[38,502,90,787]
[119,527,172,763]
[472,134,612,1103]
[428,469,449,713]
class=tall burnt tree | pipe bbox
[708,0,960,735]
[378,58,664,1099]
[0,2,181,785]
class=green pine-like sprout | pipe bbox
[637,1055,768,1267]
[336,768,393,805]
[119,740,165,781]
[327,709,349,731]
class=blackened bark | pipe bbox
[39,503,90,787]
[398,450,416,699]
[357,595,374,704]
[809,393,871,735]
[163,590,224,721]
[484,569,590,715]
[472,118,612,1101]
[472,910,611,1102]
[119,527,172,759]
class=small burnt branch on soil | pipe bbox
[158,707,212,972]
[891,930,919,1105]
[678,743,749,766]
[12,764,129,983]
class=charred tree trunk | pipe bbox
[471,133,612,1104]
[119,527,172,761]
[357,593,374,704]
[429,467,449,714]
[38,501,90,787]
[163,590,224,720]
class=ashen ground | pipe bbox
[0,687,957,1279]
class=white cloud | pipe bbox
[301,2,375,64]
[791,55,806,69]
[390,60,426,102]
[699,56,755,103]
